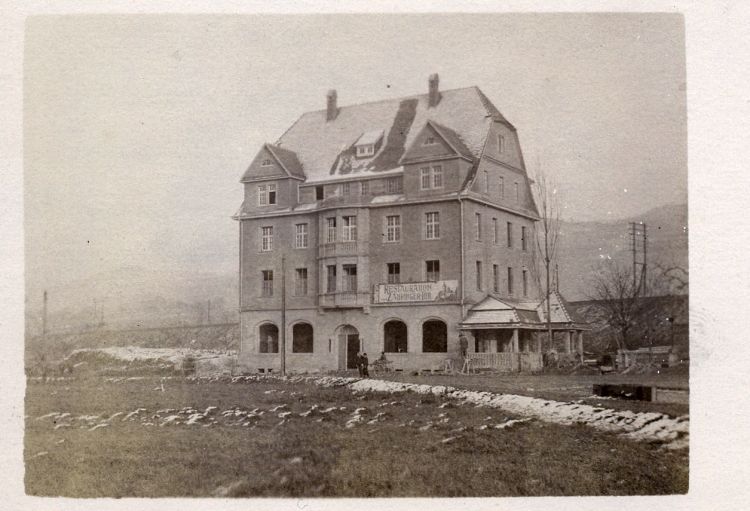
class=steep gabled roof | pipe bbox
[265,143,305,179]
[274,86,511,183]
[240,143,304,182]
[425,120,475,162]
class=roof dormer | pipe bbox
[354,129,384,159]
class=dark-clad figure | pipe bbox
[361,353,370,378]
[357,351,365,377]
[459,334,469,359]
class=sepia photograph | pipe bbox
[13,6,702,503]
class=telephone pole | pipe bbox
[629,222,648,296]
[206,299,211,325]
[280,256,287,376]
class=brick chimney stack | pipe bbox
[428,73,440,107]
[326,89,338,121]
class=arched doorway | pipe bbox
[335,324,360,370]
[258,323,279,353]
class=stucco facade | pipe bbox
[232,76,582,374]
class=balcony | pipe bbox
[319,291,370,308]
[319,241,359,258]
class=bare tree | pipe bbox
[587,260,647,351]
[531,168,561,351]
[586,261,689,353]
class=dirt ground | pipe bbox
[25,375,688,497]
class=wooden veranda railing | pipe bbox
[467,352,543,372]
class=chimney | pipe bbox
[326,89,338,121]
[428,73,440,107]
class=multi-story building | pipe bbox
[234,75,586,373]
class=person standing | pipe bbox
[459,333,469,359]
[357,351,364,378]
[361,352,370,378]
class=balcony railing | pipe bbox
[319,241,359,258]
[319,291,369,308]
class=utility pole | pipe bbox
[629,222,648,296]
[206,299,211,325]
[280,256,287,376]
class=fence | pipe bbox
[467,352,543,372]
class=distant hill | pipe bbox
[557,203,688,300]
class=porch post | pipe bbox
[577,331,584,360]
[511,329,519,352]
[565,331,573,353]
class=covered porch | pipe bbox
[459,292,589,372]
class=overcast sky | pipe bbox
[24,13,686,294]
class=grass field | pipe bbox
[25,375,688,497]
[380,369,689,416]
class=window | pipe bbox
[360,181,369,196]
[342,182,351,197]
[499,177,505,198]
[514,182,520,202]
[522,269,528,297]
[385,215,401,242]
[420,166,443,190]
[432,166,443,188]
[294,223,308,249]
[261,270,273,297]
[475,213,482,241]
[420,167,431,189]
[261,226,273,252]
[521,226,527,251]
[508,267,514,295]
[476,261,483,290]
[258,184,277,206]
[342,264,357,292]
[497,134,505,153]
[386,177,402,194]
[326,265,336,293]
[384,320,408,353]
[292,323,314,353]
[426,260,440,282]
[507,222,513,248]
[294,268,308,296]
[261,158,272,167]
[492,218,498,244]
[493,264,499,293]
[422,320,447,353]
[356,144,374,157]
[342,216,357,242]
[484,170,489,193]
[387,263,401,284]
[259,323,278,353]
[326,217,337,243]
[423,136,436,145]
[315,185,324,201]
[425,212,440,240]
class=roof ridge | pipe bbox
[298,86,480,116]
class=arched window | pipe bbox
[422,320,447,353]
[259,323,279,353]
[383,320,408,353]
[292,323,314,353]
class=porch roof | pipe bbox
[459,294,590,330]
